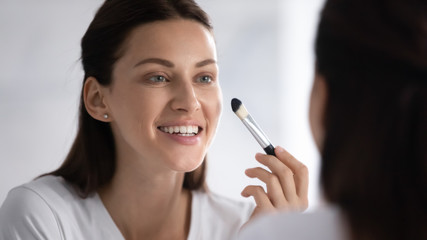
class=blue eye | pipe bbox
[149,75,167,82]
[198,75,212,83]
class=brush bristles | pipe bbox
[235,105,249,120]
[231,98,241,112]
[231,98,249,120]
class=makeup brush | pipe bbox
[231,98,276,156]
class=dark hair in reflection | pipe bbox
[316,0,427,239]
[45,0,212,197]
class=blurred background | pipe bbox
[0,0,325,210]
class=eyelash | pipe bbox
[146,73,215,84]
[148,75,168,83]
[196,75,214,84]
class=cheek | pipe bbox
[202,87,222,131]
[309,80,326,150]
[309,91,318,138]
[134,92,169,129]
[209,88,223,122]
[109,87,164,132]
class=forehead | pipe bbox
[119,19,216,60]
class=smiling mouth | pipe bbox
[158,125,201,136]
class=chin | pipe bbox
[170,154,205,172]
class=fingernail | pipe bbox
[276,146,285,153]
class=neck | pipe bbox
[98,161,192,240]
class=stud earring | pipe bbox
[103,114,109,119]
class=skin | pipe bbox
[242,147,309,218]
[84,18,311,238]
[309,73,327,150]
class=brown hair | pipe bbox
[315,0,427,239]
[47,0,212,197]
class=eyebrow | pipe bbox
[134,58,174,68]
[195,59,217,67]
[133,58,217,68]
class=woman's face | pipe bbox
[104,19,222,172]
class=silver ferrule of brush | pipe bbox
[242,115,272,149]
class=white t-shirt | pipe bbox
[237,205,349,240]
[0,175,254,240]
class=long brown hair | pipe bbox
[316,0,427,239]
[47,0,212,197]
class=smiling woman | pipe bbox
[85,19,222,174]
[0,0,230,239]
[0,0,308,239]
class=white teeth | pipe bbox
[159,125,199,135]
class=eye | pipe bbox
[197,75,213,83]
[148,75,168,83]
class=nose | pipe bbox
[170,82,201,113]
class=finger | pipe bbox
[255,153,297,201]
[241,185,274,211]
[275,146,309,199]
[245,167,287,206]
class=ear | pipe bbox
[83,77,111,122]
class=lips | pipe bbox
[157,125,201,136]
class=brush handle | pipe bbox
[264,144,276,156]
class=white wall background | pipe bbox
[0,0,325,210]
